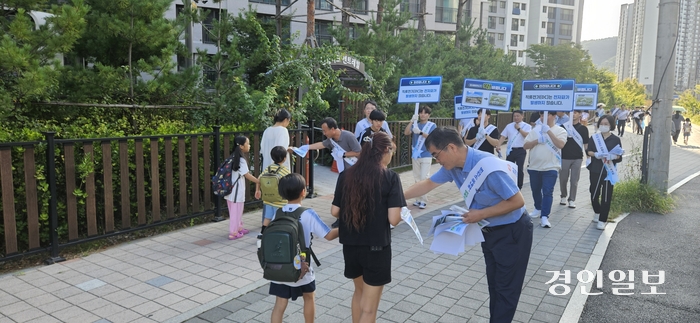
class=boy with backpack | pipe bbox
[260,173,339,323]
[255,146,291,234]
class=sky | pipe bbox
[580,0,633,41]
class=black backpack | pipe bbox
[257,207,321,282]
[211,154,241,197]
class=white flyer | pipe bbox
[400,207,423,245]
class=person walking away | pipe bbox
[632,108,644,135]
[672,111,684,144]
[354,100,392,140]
[261,109,291,170]
[683,118,692,145]
[331,132,405,323]
[225,136,260,240]
[616,107,629,137]
[404,106,436,209]
[464,109,500,155]
[403,127,532,323]
[586,115,623,230]
[498,110,531,189]
[359,110,389,147]
[559,111,589,208]
[268,173,339,323]
[523,111,568,228]
[254,146,291,235]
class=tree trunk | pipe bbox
[306,0,315,46]
[377,0,383,25]
[342,0,350,37]
[418,0,426,38]
[129,15,134,100]
[276,0,282,37]
[455,0,467,48]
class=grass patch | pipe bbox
[610,179,676,219]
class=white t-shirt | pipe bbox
[224,158,248,203]
[354,119,392,139]
[525,125,568,172]
[260,126,290,170]
[617,110,629,120]
[501,122,532,149]
[271,204,331,287]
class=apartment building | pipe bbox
[615,0,700,94]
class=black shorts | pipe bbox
[269,281,316,301]
[342,244,392,286]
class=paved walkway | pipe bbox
[0,124,698,323]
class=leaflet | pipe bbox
[400,207,423,245]
[292,145,309,157]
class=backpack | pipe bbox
[212,155,241,197]
[257,207,321,282]
[259,165,286,205]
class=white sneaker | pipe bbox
[592,213,599,223]
[418,202,427,209]
[541,217,551,228]
[413,201,421,206]
[560,198,567,205]
[529,209,541,218]
[568,201,576,208]
[596,221,606,230]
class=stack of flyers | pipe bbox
[428,205,487,256]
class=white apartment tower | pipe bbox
[674,0,700,92]
[615,3,635,81]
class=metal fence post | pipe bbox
[44,132,65,265]
[211,126,225,222]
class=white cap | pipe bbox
[596,103,606,108]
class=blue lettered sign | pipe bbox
[461,79,514,112]
[521,80,575,112]
[397,76,443,103]
[454,95,479,119]
[573,84,598,110]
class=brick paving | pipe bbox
[0,123,698,323]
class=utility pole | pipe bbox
[648,0,680,193]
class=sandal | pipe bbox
[239,228,250,235]
[228,232,244,240]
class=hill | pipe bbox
[581,37,618,71]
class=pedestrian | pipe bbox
[528,111,541,127]
[683,118,692,145]
[458,117,475,140]
[225,136,260,240]
[632,107,644,135]
[581,110,589,127]
[523,111,568,228]
[261,109,291,170]
[354,100,392,140]
[254,146,291,235]
[616,106,629,137]
[498,110,532,189]
[359,110,389,147]
[559,110,589,209]
[405,106,436,209]
[672,111,683,144]
[594,103,606,130]
[555,111,569,125]
[403,127,532,323]
[331,132,405,323]
[268,173,339,323]
[464,109,500,155]
[587,115,623,230]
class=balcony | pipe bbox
[436,6,458,24]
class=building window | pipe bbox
[511,18,519,31]
[402,0,421,18]
[520,19,525,26]
[500,1,506,8]
[560,23,572,36]
[559,38,571,44]
[521,3,526,10]
[250,0,291,5]
[201,8,220,44]
[518,50,524,57]
[519,34,524,42]
[436,0,463,24]
[499,17,505,24]
[316,0,333,11]
[513,2,520,9]
[349,25,363,39]
[258,14,292,41]
[315,20,333,45]
[540,36,545,43]
[510,34,518,47]
[541,21,546,28]
[543,6,547,13]
[488,16,496,29]
[546,37,554,45]
[549,0,557,3]
[498,33,504,40]
[547,22,555,34]
[561,0,575,5]
[488,32,496,44]
[489,0,497,13]
[350,0,368,15]
[561,8,574,21]
[548,7,556,19]
[509,50,517,56]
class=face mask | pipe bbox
[599,125,610,133]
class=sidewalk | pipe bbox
[1,125,698,323]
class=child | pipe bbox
[683,118,692,145]
[254,146,291,234]
[225,136,260,240]
[269,173,339,323]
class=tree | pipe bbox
[676,85,700,115]
[590,67,617,107]
[526,43,595,82]
[0,0,88,124]
[613,78,647,107]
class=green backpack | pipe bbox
[259,165,287,206]
[257,207,320,282]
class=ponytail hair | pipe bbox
[342,131,393,232]
[231,135,248,171]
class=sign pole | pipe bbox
[542,110,548,133]
[414,102,420,127]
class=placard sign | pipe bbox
[521,80,575,112]
[461,79,514,112]
[454,95,479,119]
[397,76,443,103]
[573,84,598,110]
